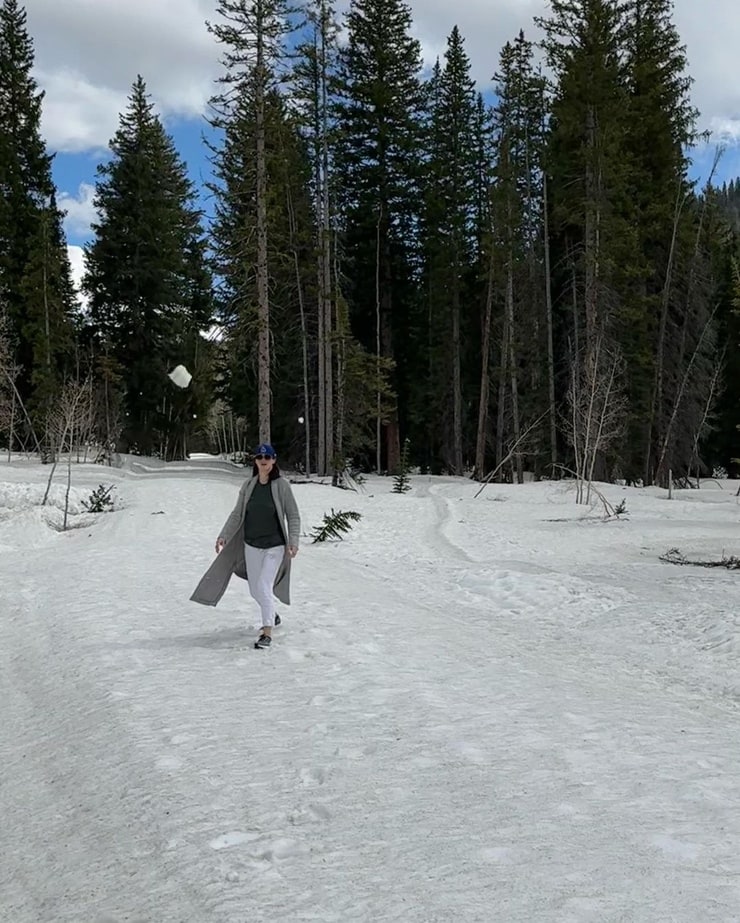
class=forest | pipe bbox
[2,0,740,486]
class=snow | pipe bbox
[2,456,740,922]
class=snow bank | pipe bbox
[0,480,90,515]
[0,480,103,552]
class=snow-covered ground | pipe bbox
[2,456,740,922]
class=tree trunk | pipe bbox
[543,172,557,472]
[451,253,463,476]
[8,386,16,461]
[333,234,347,466]
[505,256,523,483]
[317,233,326,474]
[584,104,598,353]
[495,312,509,479]
[375,205,383,473]
[475,245,494,479]
[645,184,684,484]
[255,28,271,444]
[320,10,334,473]
[285,176,312,476]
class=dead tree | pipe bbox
[564,334,626,504]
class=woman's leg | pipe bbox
[244,544,284,636]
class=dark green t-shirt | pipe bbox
[243,481,285,548]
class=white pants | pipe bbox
[244,543,284,627]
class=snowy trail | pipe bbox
[2,467,740,921]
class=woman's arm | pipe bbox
[279,479,301,547]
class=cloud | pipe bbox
[66,245,88,311]
[38,70,128,154]
[23,0,740,156]
[408,0,740,142]
[58,183,98,238]
[26,0,220,152]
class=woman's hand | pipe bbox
[215,537,225,554]
[288,545,299,559]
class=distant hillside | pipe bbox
[715,178,740,232]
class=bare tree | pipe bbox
[688,344,725,484]
[43,380,94,528]
[0,315,42,458]
[564,334,626,504]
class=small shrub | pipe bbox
[83,484,116,513]
[311,509,362,543]
[392,438,412,494]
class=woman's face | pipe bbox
[255,453,276,473]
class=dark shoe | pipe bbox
[274,613,281,627]
[254,633,272,650]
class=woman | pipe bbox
[190,444,300,649]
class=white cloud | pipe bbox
[709,118,740,144]
[67,245,88,311]
[26,0,220,152]
[407,0,740,142]
[23,0,740,154]
[38,69,128,154]
[58,183,98,238]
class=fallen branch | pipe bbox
[660,548,740,570]
[551,464,627,520]
[474,409,550,499]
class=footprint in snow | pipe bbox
[156,755,184,771]
[209,831,260,851]
[300,766,327,787]
[287,803,332,826]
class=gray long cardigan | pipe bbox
[190,475,301,607]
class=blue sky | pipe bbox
[25,0,740,285]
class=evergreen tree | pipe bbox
[540,0,631,342]
[490,31,548,481]
[19,200,76,411]
[0,0,77,423]
[539,0,634,482]
[716,179,740,233]
[623,0,708,484]
[334,0,425,472]
[83,76,212,457]
[420,27,479,475]
[292,0,341,476]
[209,80,315,464]
[392,435,412,491]
[208,0,297,444]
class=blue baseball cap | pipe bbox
[254,443,276,458]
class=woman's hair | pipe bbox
[251,461,281,480]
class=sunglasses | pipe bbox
[255,454,274,461]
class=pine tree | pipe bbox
[0,0,77,424]
[539,0,633,482]
[209,78,315,463]
[420,27,479,476]
[83,76,212,457]
[540,0,631,344]
[208,0,297,444]
[334,0,424,473]
[392,435,412,491]
[292,0,341,476]
[19,200,76,412]
[622,0,706,484]
[311,507,362,542]
[490,32,548,481]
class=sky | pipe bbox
[20,0,740,289]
